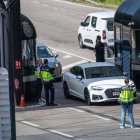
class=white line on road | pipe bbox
[20,121,40,127]
[49,46,95,62]
[68,107,85,113]
[63,55,72,59]
[92,115,111,121]
[52,0,111,11]
[53,7,58,10]
[62,60,87,71]
[68,13,75,16]
[32,1,40,4]
[41,4,48,7]
[49,130,74,138]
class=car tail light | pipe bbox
[102,30,106,40]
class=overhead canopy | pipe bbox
[114,0,140,29]
[21,14,37,40]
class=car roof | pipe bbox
[76,62,115,68]
[87,11,115,18]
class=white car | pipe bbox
[78,11,115,49]
[63,62,136,105]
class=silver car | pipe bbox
[63,62,136,105]
[36,43,62,80]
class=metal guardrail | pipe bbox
[0,67,11,140]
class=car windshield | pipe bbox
[102,18,114,31]
[85,66,123,79]
[37,46,54,58]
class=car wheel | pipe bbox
[78,35,85,49]
[63,82,71,99]
[84,89,92,105]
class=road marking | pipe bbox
[68,13,75,16]
[32,1,40,4]
[68,107,85,113]
[49,46,95,62]
[134,127,140,129]
[42,4,48,7]
[63,55,72,59]
[92,115,110,121]
[20,121,40,127]
[52,0,111,11]
[62,60,87,71]
[53,7,58,10]
[124,124,140,129]
[49,130,74,138]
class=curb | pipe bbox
[86,0,104,6]
[15,99,46,111]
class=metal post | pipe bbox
[0,116,2,140]
[0,0,21,139]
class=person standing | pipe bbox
[118,78,135,129]
[35,59,43,103]
[94,35,105,62]
[41,59,57,106]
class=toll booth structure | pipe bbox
[114,0,140,89]
[20,14,37,102]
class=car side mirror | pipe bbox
[76,75,82,80]
[80,22,85,26]
[123,72,128,77]
[54,53,58,58]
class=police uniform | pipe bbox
[118,85,135,128]
[41,65,55,106]
[35,64,43,102]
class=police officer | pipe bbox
[94,35,105,62]
[41,59,57,106]
[35,59,43,103]
[118,78,135,129]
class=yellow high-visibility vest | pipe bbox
[118,88,135,103]
[41,71,53,81]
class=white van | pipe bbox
[78,11,115,49]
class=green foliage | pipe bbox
[92,0,124,7]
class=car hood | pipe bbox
[86,77,134,89]
[41,57,57,68]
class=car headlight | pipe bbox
[91,86,104,91]
[55,63,59,67]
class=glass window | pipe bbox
[70,66,84,78]
[22,39,36,76]
[102,18,114,31]
[85,66,123,79]
[84,16,91,27]
[37,46,54,58]
[107,18,113,31]
[132,30,140,64]
[91,17,97,28]
[114,26,121,58]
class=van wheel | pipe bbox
[63,82,71,99]
[84,89,92,105]
[78,35,85,49]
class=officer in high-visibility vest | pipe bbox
[35,59,43,103]
[41,59,57,106]
[118,78,135,129]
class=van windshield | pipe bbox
[102,18,114,31]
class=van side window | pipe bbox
[91,17,97,28]
[84,16,91,26]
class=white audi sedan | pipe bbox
[63,62,136,105]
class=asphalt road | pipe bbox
[16,0,140,140]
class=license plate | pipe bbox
[113,92,120,96]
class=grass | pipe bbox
[67,0,124,8]
[91,0,124,7]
